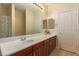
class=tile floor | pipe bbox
[50,48,79,56]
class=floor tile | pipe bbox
[50,48,79,56]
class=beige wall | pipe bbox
[48,3,79,18]
[41,4,48,19]
[15,8,26,36]
[0,5,11,16]
[26,8,36,34]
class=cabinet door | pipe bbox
[43,36,57,56]
[44,39,50,56]
[48,36,57,54]
[26,53,33,56]
[51,36,56,50]
[49,39,53,53]
[11,47,32,56]
[53,36,56,49]
[33,42,44,56]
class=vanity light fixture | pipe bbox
[32,3,44,10]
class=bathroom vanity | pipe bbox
[11,36,56,56]
[0,32,57,56]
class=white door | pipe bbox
[57,9,79,53]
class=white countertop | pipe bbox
[0,32,56,56]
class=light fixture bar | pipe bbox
[33,3,43,10]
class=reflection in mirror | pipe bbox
[43,20,47,29]
[48,18,55,29]
[15,7,26,36]
[0,3,11,38]
[43,18,55,29]
[0,3,44,38]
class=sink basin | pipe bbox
[21,36,45,44]
[21,39,35,44]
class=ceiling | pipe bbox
[15,3,44,13]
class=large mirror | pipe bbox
[0,3,44,38]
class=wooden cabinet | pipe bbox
[44,36,57,56]
[33,41,45,56]
[49,36,56,54]
[11,46,33,56]
[11,36,57,56]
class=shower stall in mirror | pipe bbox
[0,16,12,38]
